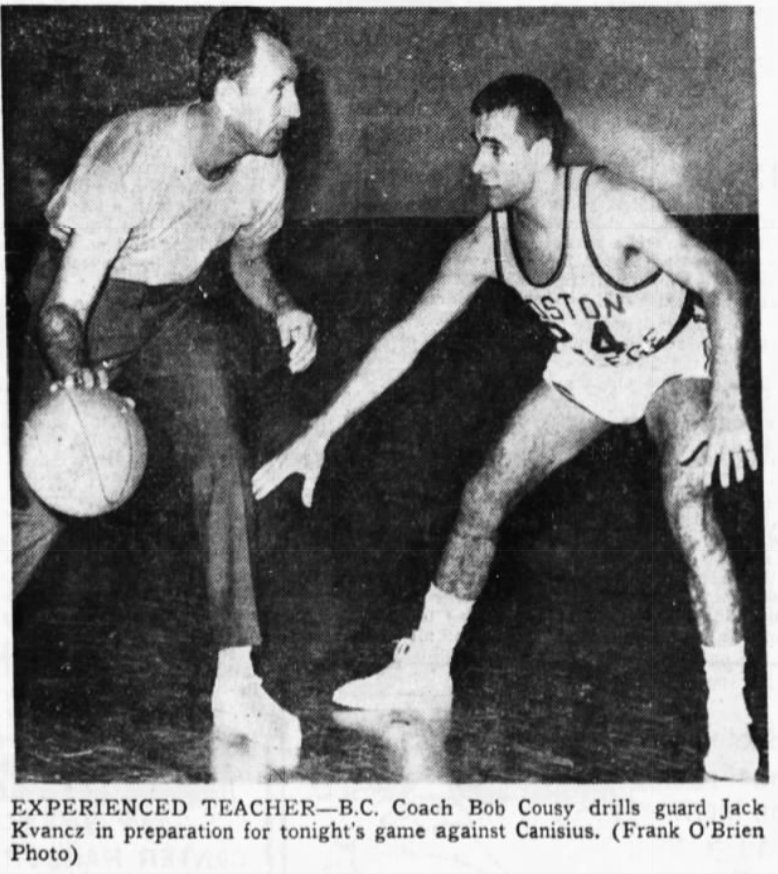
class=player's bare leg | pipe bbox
[645,377,759,780]
[333,382,609,710]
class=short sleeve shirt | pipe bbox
[46,105,286,285]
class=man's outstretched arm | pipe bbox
[252,220,494,505]
[596,173,756,487]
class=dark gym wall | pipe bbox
[2,6,756,219]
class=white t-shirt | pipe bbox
[47,105,286,285]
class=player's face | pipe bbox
[229,34,300,156]
[471,108,540,208]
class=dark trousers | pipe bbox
[12,254,285,648]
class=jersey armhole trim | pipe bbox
[580,165,662,293]
[651,289,697,354]
[507,165,570,289]
[492,211,505,284]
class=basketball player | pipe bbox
[13,8,315,756]
[253,74,760,780]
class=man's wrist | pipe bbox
[273,297,298,320]
[710,381,743,409]
[38,302,86,380]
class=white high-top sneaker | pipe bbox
[211,674,302,768]
[701,643,759,781]
[333,634,453,712]
[704,705,759,781]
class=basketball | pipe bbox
[20,386,148,517]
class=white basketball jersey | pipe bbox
[492,166,699,369]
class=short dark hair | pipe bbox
[198,8,291,102]
[471,74,565,166]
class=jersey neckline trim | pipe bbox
[492,211,505,285]
[506,165,571,289]
[580,165,662,293]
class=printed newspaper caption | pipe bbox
[7,791,768,865]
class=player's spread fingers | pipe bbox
[719,450,731,489]
[732,449,745,484]
[301,471,319,508]
[738,432,757,462]
[252,464,278,497]
[254,476,279,499]
[745,446,759,471]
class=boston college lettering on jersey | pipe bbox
[492,165,699,368]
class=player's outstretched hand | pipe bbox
[253,427,328,507]
[681,400,758,489]
[704,401,758,488]
[277,309,318,374]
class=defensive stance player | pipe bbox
[13,8,316,755]
[253,75,760,779]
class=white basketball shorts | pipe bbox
[543,320,711,425]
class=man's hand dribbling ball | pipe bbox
[59,363,111,392]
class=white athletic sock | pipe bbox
[216,645,256,682]
[413,585,474,665]
[702,642,750,727]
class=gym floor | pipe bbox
[11,219,768,784]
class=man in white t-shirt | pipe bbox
[13,8,315,759]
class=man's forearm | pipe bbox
[35,228,125,380]
[231,250,296,317]
[705,278,745,404]
[312,325,421,441]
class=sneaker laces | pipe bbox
[391,631,440,665]
[392,630,430,662]
[392,634,416,662]
[392,629,450,669]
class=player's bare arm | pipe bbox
[38,228,128,390]
[230,238,317,374]
[588,171,755,487]
[251,215,496,504]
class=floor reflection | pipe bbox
[332,709,452,783]
[210,729,301,783]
